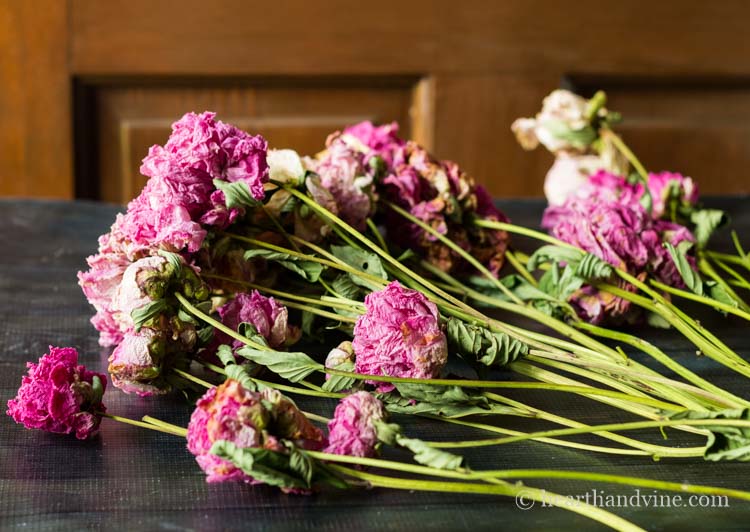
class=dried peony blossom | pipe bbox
[325,392,386,458]
[186,380,326,486]
[570,278,641,325]
[544,154,611,206]
[267,149,305,185]
[379,142,510,276]
[325,341,355,369]
[647,171,699,220]
[342,120,405,167]
[511,90,592,154]
[352,281,448,392]
[216,291,300,350]
[306,134,375,231]
[114,255,176,325]
[108,328,169,397]
[141,111,269,199]
[7,346,106,439]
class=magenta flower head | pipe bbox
[108,328,170,397]
[342,120,405,167]
[187,380,326,486]
[647,171,699,220]
[352,281,448,392]
[306,134,375,231]
[325,392,386,458]
[216,291,300,350]
[7,346,106,439]
[141,111,269,200]
[380,142,510,276]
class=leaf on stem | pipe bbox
[330,245,389,289]
[669,409,750,461]
[209,440,311,489]
[664,241,702,294]
[374,420,464,470]
[131,299,169,331]
[690,209,728,249]
[244,249,326,282]
[322,360,358,393]
[235,347,323,382]
[445,318,528,368]
[213,180,263,209]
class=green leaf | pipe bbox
[527,245,584,272]
[157,250,183,275]
[331,274,364,301]
[574,252,614,280]
[321,360,358,393]
[209,440,310,489]
[330,245,388,289]
[235,347,323,382]
[646,312,671,329]
[393,383,489,408]
[542,120,598,150]
[669,409,750,461]
[224,364,261,392]
[374,421,464,470]
[664,241,702,294]
[90,375,104,405]
[690,209,728,248]
[445,318,528,368]
[244,249,325,282]
[286,443,314,486]
[213,179,262,209]
[197,325,214,345]
[238,322,270,348]
[131,299,169,331]
[706,281,740,309]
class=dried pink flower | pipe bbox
[380,142,510,276]
[7,346,106,439]
[186,380,325,486]
[647,171,699,220]
[343,120,405,167]
[307,135,375,231]
[217,291,300,350]
[325,392,385,458]
[352,281,448,392]
[108,328,168,397]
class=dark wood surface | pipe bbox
[1,198,749,531]
[3,1,750,200]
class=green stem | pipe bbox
[707,251,750,273]
[366,218,389,253]
[711,257,750,290]
[385,200,524,305]
[173,367,213,389]
[421,415,651,456]
[100,412,187,437]
[327,464,644,532]
[427,417,750,451]
[699,255,750,311]
[202,273,355,311]
[506,248,538,286]
[651,278,750,322]
[573,321,748,408]
[600,127,649,181]
[141,415,189,437]
[273,298,358,323]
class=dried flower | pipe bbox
[647,171,699,220]
[306,134,375,231]
[342,120,405,167]
[108,328,169,397]
[217,291,300,350]
[380,142,509,276]
[352,281,448,392]
[512,90,591,154]
[325,341,355,369]
[544,154,610,206]
[186,380,325,485]
[325,392,385,458]
[7,346,106,439]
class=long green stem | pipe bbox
[427,417,750,451]
[698,255,750,311]
[573,321,748,408]
[100,412,187,437]
[141,415,189,437]
[651,279,750,322]
[326,464,644,532]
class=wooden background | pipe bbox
[2,0,750,202]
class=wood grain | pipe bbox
[95,81,418,203]
[0,0,72,198]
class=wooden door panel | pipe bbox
[94,80,420,203]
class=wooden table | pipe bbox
[1,198,749,531]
